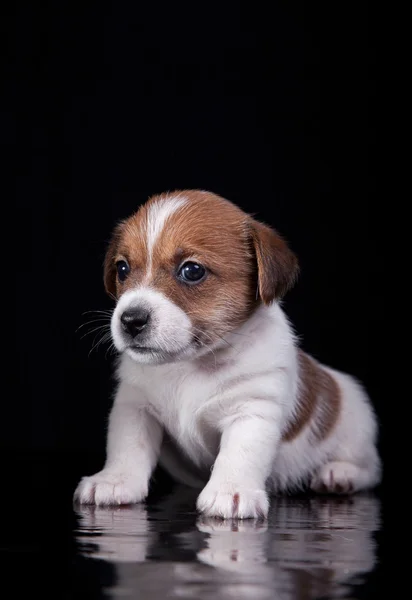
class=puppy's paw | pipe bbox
[196,482,269,520]
[311,461,361,495]
[73,471,148,506]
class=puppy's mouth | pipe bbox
[126,346,164,354]
[125,344,188,358]
[129,345,159,353]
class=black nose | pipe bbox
[120,309,150,338]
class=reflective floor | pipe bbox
[1,455,384,599]
[75,488,382,599]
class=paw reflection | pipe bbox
[75,503,150,562]
[73,486,381,600]
[195,493,380,598]
[196,516,269,573]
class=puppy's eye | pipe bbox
[116,260,130,282]
[178,261,206,284]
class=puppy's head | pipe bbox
[104,190,298,364]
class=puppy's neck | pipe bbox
[193,302,277,372]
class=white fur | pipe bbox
[74,193,381,516]
[75,297,381,517]
[110,287,193,364]
[144,195,186,279]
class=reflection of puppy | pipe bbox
[196,517,269,572]
[75,504,150,562]
[75,491,380,600]
[74,190,381,518]
[195,495,379,598]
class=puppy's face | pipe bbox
[104,190,298,364]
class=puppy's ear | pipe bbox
[103,222,125,298]
[249,219,299,304]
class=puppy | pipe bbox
[74,190,381,519]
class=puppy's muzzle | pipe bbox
[120,308,150,339]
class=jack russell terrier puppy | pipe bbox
[74,190,381,519]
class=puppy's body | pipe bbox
[75,190,381,518]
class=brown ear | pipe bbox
[103,222,125,298]
[250,219,299,304]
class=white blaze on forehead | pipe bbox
[144,195,187,277]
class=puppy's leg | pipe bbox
[74,382,162,506]
[196,400,281,520]
[310,371,382,495]
[310,458,381,494]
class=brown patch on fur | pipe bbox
[282,351,341,443]
[148,191,258,342]
[103,190,299,348]
[250,220,299,303]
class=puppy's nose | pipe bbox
[120,309,150,338]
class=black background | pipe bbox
[5,4,386,595]
[7,2,382,480]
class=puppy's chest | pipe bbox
[141,369,219,458]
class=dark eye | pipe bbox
[178,261,206,284]
[116,260,130,282]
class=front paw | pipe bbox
[73,470,148,506]
[196,482,269,520]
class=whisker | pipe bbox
[179,309,252,340]
[214,333,235,350]
[80,324,111,340]
[88,331,113,358]
[76,318,111,333]
[105,341,117,360]
[189,325,235,351]
[82,310,113,316]
[225,331,251,338]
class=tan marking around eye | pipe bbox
[104,189,297,348]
